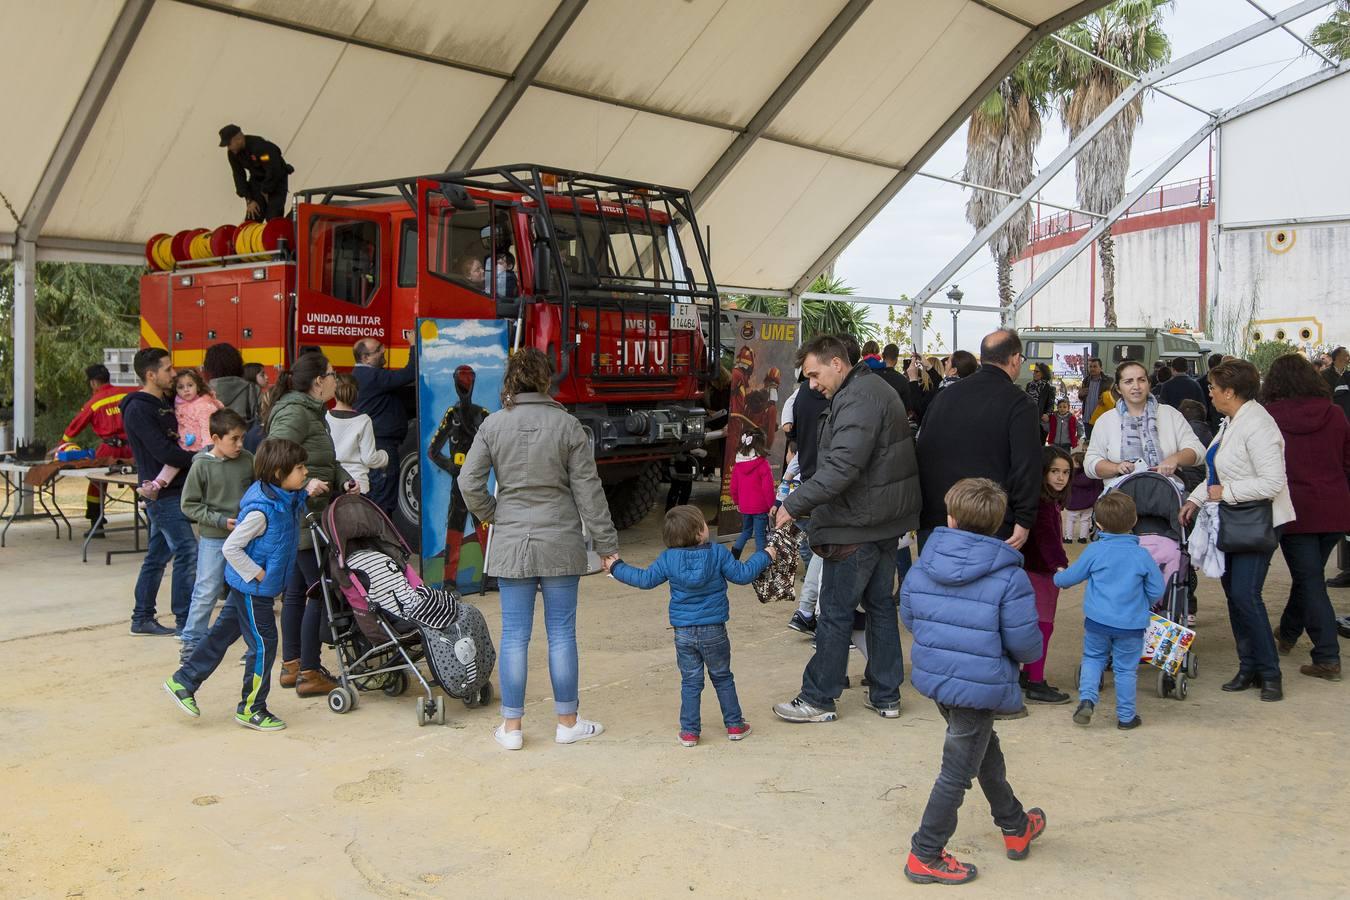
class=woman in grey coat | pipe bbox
[459,348,620,751]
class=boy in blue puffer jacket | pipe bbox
[899,478,1046,886]
[1054,491,1164,731]
[607,505,774,748]
[163,439,326,732]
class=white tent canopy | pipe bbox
[3,0,1100,289]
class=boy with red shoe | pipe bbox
[899,478,1048,884]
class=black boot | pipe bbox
[1259,676,1283,702]
[1024,681,1071,704]
[1222,671,1261,692]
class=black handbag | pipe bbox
[1217,499,1277,554]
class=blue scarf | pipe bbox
[1117,395,1163,468]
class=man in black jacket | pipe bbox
[773,335,921,723]
[1156,357,1206,410]
[122,348,199,636]
[916,329,1041,549]
[1197,352,1226,430]
[220,124,294,220]
[353,337,416,514]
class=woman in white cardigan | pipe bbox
[1085,360,1205,487]
[1180,360,1294,702]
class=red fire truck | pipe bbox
[140,166,721,547]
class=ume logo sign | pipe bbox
[760,323,797,341]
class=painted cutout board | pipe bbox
[416,318,508,592]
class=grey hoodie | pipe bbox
[211,375,260,426]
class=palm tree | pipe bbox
[963,57,1051,308]
[1310,1,1350,60]
[729,273,878,341]
[1045,0,1173,327]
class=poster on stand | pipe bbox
[416,318,508,592]
[718,316,799,543]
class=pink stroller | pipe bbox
[309,494,496,726]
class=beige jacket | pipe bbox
[1187,400,1296,528]
[458,393,619,578]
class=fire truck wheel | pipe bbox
[603,462,661,531]
[393,425,421,553]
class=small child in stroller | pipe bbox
[346,548,459,629]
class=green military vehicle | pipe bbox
[1016,327,1210,387]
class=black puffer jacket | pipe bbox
[783,364,920,546]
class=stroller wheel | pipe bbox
[479,682,493,707]
[1174,672,1189,700]
[346,685,359,709]
[383,671,409,697]
[435,696,447,726]
[415,698,429,727]
[328,686,354,715]
[1186,653,1199,678]
[1156,670,1171,699]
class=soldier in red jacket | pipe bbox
[61,364,134,536]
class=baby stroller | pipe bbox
[1078,470,1199,701]
[309,493,496,726]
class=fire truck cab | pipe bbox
[140,166,722,547]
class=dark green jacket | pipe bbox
[267,392,352,543]
[180,448,255,539]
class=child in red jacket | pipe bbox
[728,429,774,560]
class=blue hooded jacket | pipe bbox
[900,527,1043,712]
[611,543,770,627]
[1053,531,1164,631]
[224,481,307,598]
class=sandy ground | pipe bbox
[2,481,1348,899]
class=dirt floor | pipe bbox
[2,479,1348,898]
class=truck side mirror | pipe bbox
[533,244,553,293]
[439,183,477,211]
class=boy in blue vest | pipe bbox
[1055,491,1164,730]
[163,438,326,731]
[900,478,1047,885]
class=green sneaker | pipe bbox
[235,709,286,732]
[163,677,200,718]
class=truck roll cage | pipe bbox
[296,164,722,377]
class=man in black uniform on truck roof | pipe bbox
[219,124,294,221]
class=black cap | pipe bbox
[218,124,242,147]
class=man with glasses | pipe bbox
[915,329,1042,552]
[352,338,417,514]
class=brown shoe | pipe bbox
[1276,637,1295,656]
[279,659,300,689]
[296,667,339,697]
[1300,662,1343,681]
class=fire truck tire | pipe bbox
[393,426,422,554]
[604,462,661,531]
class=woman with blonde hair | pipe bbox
[459,347,620,750]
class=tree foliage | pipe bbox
[1310,1,1350,60]
[728,273,878,341]
[0,262,141,445]
[964,57,1051,307]
[880,300,945,354]
[1043,0,1173,327]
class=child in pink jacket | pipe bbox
[175,369,224,451]
[729,429,775,560]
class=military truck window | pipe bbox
[426,205,517,299]
[551,211,676,288]
[1113,344,1147,363]
[398,219,417,288]
[308,216,379,307]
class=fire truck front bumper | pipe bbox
[576,406,706,454]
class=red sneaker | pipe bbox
[727,723,752,741]
[678,731,699,747]
[1003,807,1046,860]
[904,850,978,885]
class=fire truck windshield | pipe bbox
[551,212,705,294]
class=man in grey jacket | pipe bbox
[773,335,921,723]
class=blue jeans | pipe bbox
[1221,547,1281,681]
[181,536,227,651]
[366,437,401,514]
[1277,533,1341,665]
[133,495,198,627]
[498,575,581,719]
[893,544,913,600]
[673,623,744,734]
[800,538,903,710]
[1079,628,1144,723]
[732,513,768,555]
[175,588,278,716]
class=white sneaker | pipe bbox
[494,724,523,751]
[556,718,605,744]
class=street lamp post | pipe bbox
[946,284,964,350]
